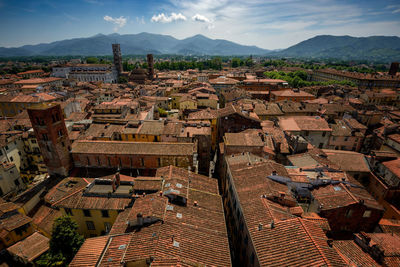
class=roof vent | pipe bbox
[272,170,277,176]
[258,223,263,231]
[118,244,126,250]
[176,213,182,219]
[270,220,275,229]
[173,240,180,248]
[193,201,198,207]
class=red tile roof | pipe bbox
[31,205,62,235]
[7,232,49,262]
[322,149,371,172]
[256,217,346,266]
[279,116,332,132]
[71,140,196,156]
[383,158,400,178]
[0,213,32,231]
[14,77,62,84]
[226,154,346,266]
[74,166,231,266]
[69,235,109,266]
[333,240,379,266]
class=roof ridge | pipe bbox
[51,187,85,207]
[95,236,113,266]
[331,243,352,266]
[260,198,276,222]
[298,218,332,267]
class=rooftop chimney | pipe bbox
[270,220,275,229]
[112,179,116,192]
[115,171,120,187]
[137,213,143,226]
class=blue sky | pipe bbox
[1,0,400,49]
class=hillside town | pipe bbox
[0,44,400,266]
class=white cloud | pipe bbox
[104,15,127,31]
[149,0,400,49]
[151,13,187,23]
[192,14,210,23]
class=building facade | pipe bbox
[27,103,72,176]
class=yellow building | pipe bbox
[0,200,34,249]
[21,129,47,183]
[42,172,164,238]
[187,109,218,150]
[179,96,198,110]
[45,176,133,238]
[122,120,164,142]
[59,206,121,238]
[196,94,218,109]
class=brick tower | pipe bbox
[112,43,123,75]
[27,103,72,177]
[147,54,154,80]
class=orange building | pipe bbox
[270,88,316,102]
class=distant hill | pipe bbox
[2,34,399,61]
[0,33,270,57]
[274,35,400,61]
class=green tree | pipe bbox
[86,57,99,64]
[118,76,128,84]
[245,57,254,67]
[231,58,241,68]
[37,216,84,266]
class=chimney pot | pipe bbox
[137,213,143,226]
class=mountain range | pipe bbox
[0,33,400,61]
[0,33,269,57]
[271,35,400,61]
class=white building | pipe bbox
[52,64,118,83]
[0,162,24,196]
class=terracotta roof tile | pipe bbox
[279,116,331,132]
[0,213,32,231]
[333,240,379,266]
[74,166,231,266]
[31,205,62,235]
[7,232,49,262]
[322,149,371,172]
[69,235,109,266]
[71,141,196,156]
